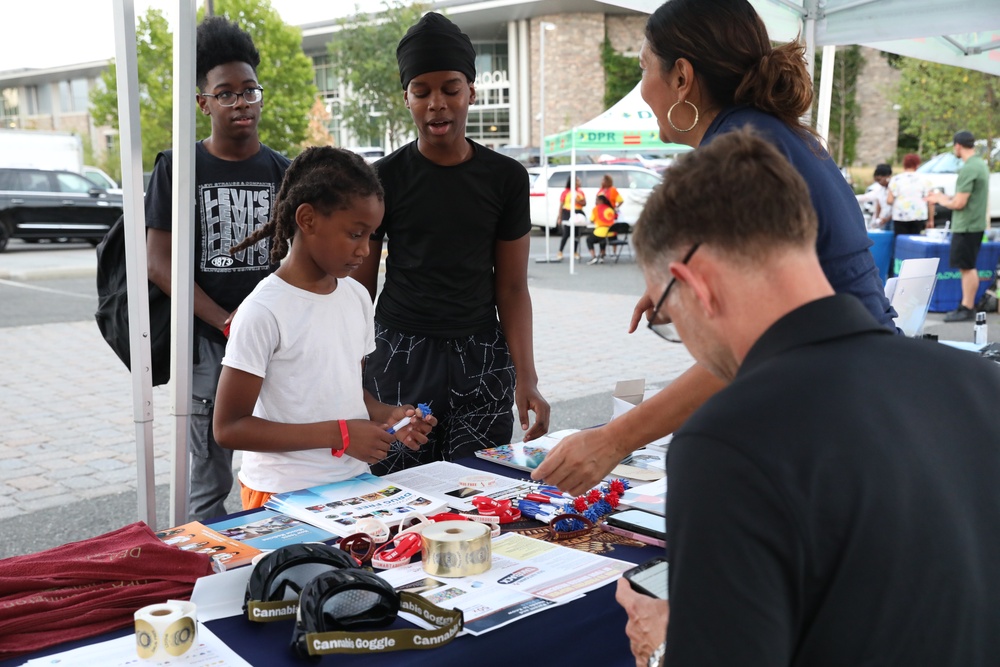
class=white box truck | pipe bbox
[0,129,84,173]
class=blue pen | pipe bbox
[388,403,432,434]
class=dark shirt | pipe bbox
[373,140,531,337]
[145,142,290,343]
[666,294,1000,666]
[703,107,897,330]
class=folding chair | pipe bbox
[606,222,632,263]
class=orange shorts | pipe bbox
[239,479,275,510]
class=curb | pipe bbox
[0,265,96,281]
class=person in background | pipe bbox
[145,17,291,521]
[213,148,434,509]
[355,12,549,475]
[928,130,992,322]
[556,175,587,261]
[623,128,1000,667]
[532,0,896,497]
[886,153,933,236]
[599,173,625,212]
[586,193,617,264]
[856,163,892,228]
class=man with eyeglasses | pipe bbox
[614,129,1000,667]
[145,16,290,521]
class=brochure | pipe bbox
[382,460,536,512]
[203,507,337,551]
[619,477,667,516]
[156,521,261,570]
[375,533,632,636]
[473,429,577,472]
[263,473,449,538]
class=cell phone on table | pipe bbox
[606,509,666,542]
[623,555,669,600]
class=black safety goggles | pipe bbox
[245,543,358,623]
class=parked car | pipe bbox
[528,164,662,229]
[0,167,122,251]
[916,151,1000,225]
[344,146,385,163]
[82,165,123,195]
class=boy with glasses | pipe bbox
[145,16,290,521]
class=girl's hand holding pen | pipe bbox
[386,404,436,451]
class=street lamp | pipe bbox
[538,21,556,262]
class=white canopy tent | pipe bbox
[540,83,690,272]
[112,0,1000,523]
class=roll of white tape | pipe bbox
[134,600,197,661]
[420,520,492,578]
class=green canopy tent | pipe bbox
[540,83,691,272]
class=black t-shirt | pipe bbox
[373,140,531,337]
[665,295,1000,666]
[144,141,290,342]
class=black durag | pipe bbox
[396,12,476,89]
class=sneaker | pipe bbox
[587,257,599,265]
[556,252,563,260]
[597,256,605,264]
[574,253,581,260]
[944,305,975,322]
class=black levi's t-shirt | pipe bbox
[373,141,531,337]
[145,142,290,342]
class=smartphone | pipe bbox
[606,509,666,542]
[623,556,669,599]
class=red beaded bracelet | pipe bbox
[332,419,350,458]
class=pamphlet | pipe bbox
[473,429,577,472]
[263,473,449,538]
[375,533,632,636]
[619,477,667,516]
[203,507,336,551]
[156,521,261,569]
[382,460,535,512]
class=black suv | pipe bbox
[0,167,123,251]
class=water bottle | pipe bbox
[974,312,988,346]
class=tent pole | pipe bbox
[540,21,550,262]
[168,0,198,525]
[815,44,837,146]
[802,2,817,125]
[112,0,156,528]
[569,139,576,276]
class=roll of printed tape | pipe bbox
[421,520,492,578]
[134,600,197,661]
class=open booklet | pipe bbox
[382,460,536,512]
[264,473,449,538]
[475,429,666,482]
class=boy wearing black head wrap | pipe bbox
[356,13,550,474]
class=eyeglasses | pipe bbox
[647,243,700,343]
[200,86,264,107]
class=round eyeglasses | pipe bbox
[200,86,264,107]
[647,243,700,343]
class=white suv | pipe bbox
[527,164,662,229]
[916,152,1000,225]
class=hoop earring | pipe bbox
[667,100,699,133]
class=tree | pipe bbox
[812,45,863,166]
[89,0,316,171]
[302,97,335,148]
[328,1,428,151]
[895,58,1000,167]
[601,36,641,110]
[90,9,174,171]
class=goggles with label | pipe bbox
[245,543,358,622]
[292,569,464,657]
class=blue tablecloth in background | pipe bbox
[867,230,893,284]
[893,235,1000,312]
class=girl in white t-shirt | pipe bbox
[214,147,436,510]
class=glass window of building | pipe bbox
[1,88,19,128]
[470,41,510,147]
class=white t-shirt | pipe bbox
[222,273,373,493]
[888,172,932,222]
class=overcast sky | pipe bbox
[0,1,382,72]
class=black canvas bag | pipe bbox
[94,214,173,386]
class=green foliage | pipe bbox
[895,57,1000,168]
[812,45,863,165]
[328,1,428,150]
[199,0,316,157]
[89,9,174,170]
[601,36,640,110]
[88,1,316,171]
